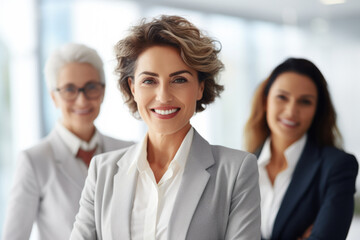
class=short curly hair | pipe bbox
[114,15,224,117]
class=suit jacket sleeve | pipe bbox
[2,151,40,240]
[309,153,358,240]
[225,153,261,240]
[70,157,98,240]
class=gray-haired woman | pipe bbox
[2,43,133,240]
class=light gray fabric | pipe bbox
[1,129,134,240]
[70,130,261,240]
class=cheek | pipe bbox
[184,91,199,107]
[93,100,103,110]
[133,89,149,108]
[266,100,277,119]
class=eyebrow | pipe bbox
[137,70,193,77]
[169,70,193,77]
[138,71,158,77]
[277,89,317,98]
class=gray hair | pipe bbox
[44,43,105,91]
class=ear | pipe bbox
[197,81,205,101]
[50,91,59,108]
[128,77,136,101]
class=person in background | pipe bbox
[70,15,261,240]
[2,43,134,240]
[244,57,358,240]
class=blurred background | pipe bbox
[1,0,359,238]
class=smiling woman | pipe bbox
[244,58,359,240]
[51,62,105,141]
[266,72,318,150]
[1,43,134,240]
[129,46,204,144]
[70,15,261,240]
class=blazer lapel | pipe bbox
[271,140,321,239]
[110,144,139,239]
[168,130,214,240]
[49,130,85,190]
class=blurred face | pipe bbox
[129,45,204,136]
[51,62,104,134]
[266,72,318,146]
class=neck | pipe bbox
[147,125,191,168]
[268,135,292,167]
[270,134,297,155]
[64,122,96,142]
[266,136,290,185]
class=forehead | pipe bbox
[58,62,100,85]
[270,72,317,96]
[134,45,196,76]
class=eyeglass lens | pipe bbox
[57,82,104,100]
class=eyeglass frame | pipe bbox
[54,81,105,101]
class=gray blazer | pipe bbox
[70,130,261,240]
[2,129,134,240]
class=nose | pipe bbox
[285,100,298,117]
[74,91,88,105]
[156,83,173,103]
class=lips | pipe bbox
[280,118,298,127]
[154,108,178,115]
[73,108,92,115]
[152,107,180,119]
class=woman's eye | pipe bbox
[276,95,287,101]
[85,83,97,90]
[299,99,313,105]
[64,85,77,93]
[143,78,155,84]
[173,77,187,83]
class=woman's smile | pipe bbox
[129,45,204,136]
[152,107,180,119]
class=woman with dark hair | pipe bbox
[244,57,358,240]
[70,15,261,240]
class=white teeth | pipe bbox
[154,109,178,115]
[281,118,296,126]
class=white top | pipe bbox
[258,134,307,239]
[130,127,194,240]
[55,121,101,174]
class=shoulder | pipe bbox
[320,146,357,165]
[91,144,136,174]
[19,134,54,163]
[211,145,257,165]
[192,130,257,170]
[14,134,58,182]
[208,144,258,179]
[99,133,135,151]
[318,145,358,175]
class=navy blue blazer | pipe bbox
[258,139,358,240]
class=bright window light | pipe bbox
[320,0,346,5]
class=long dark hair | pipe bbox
[244,57,342,153]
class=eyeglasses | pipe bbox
[55,82,105,101]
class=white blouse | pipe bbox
[258,134,307,239]
[55,121,101,175]
[130,127,194,240]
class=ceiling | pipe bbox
[135,0,360,24]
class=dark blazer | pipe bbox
[258,139,358,240]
